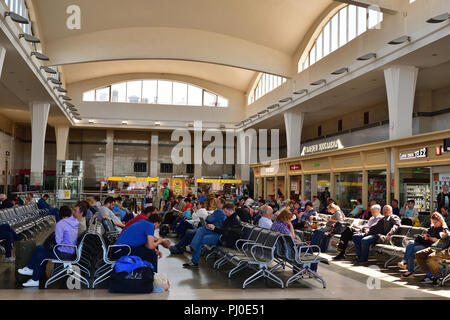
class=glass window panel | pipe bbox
[310,45,316,65]
[157,80,172,104]
[142,80,157,104]
[217,96,228,107]
[323,23,330,56]
[187,85,202,106]
[111,82,126,102]
[83,90,95,102]
[316,33,323,61]
[126,81,142,103]
[204,91,217,107]
[334,172,363,209]
[331,14,339,52]
[95,87,110,102]
[339,7,347,47]
[172,82,187,105]
[348,5,357,41]
[357,7,367,35]
[368,8,382,29]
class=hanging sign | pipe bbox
[399,147,427,160]
[301,139,344,155]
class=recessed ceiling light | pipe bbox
[59,95,71,101]
[64,102,75,108]
[187,122,194,127]
[258,110,268,116]
[18,33,40,43]
[293,89,308,95]
[54,87,67,93]
[4,12,29,24]
[122,121,128,125]
[73,116,82,121]
[310,79,326,86]
[48,77,62,85]
[154,122,161,126]
[426,13,449,23]
[388,35,410,45]
[88,120,95,124]
[41,66,57,74]
[279,97,292,103]
[331,67,349,75]
[234,122,244,128]
[250,114,259,120]
[220,124,226,129]
[357,53,377,61]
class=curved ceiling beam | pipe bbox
[45,27,294,77]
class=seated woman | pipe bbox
[18,206,81,287]
[311,203,345,251]
[399,212,447,278]
[271,208,296,240]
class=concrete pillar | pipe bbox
[0,46,6,78]
[301,175,305,199]
[105,130,114,178]
[236,129,257,183]
[284,109,304,158]
[55,126,69,161]
[384,65,419,140]
[30,103,50,187]
[149,132,159,177]
[362,170,369,208]
[311,174,318,198]
[330,172,336,200]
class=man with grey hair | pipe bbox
[352,204,401,263]
[258,205,273,229]
[334,204,383,260]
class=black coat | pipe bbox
[214,212,242,248]
[437,192,450,211]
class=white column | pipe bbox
[237,129,257,183]
[193,121,203,179]
[384,65,419,140]
[105,130,114,178]
[284,109,304,158]
[55,126,69,161]
[30,103,50,187]
[150,132,158,177]
[0,46,6,78]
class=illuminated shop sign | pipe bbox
[108,176,159,182]
[196,179,242,184]
[301,139,343,155]
[399,147,427,160]
[289,164,301,170]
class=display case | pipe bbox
[404,183,430,212]
[56,160,84,207]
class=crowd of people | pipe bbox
[0,184,449,288]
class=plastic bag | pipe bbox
[153,273,170,292]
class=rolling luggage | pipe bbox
[15,239,36,283]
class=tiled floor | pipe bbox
[0,230,449,300]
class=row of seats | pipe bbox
[204,223,326,289]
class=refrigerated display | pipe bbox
[404,183,431,212]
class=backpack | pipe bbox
[109,267,154,293]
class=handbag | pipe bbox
[109,267,155,293]
[431,236,450,251]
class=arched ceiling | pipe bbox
[30,0,335,77]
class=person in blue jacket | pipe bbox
[37,194,60,222]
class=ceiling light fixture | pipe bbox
[257,110,268,116]
[267,103,280,110]
[18,33,40,43]
[279,97,292,103]
[54,87,67,93]
[426,13,449,23]
[4,12,29,24]
[154,122,161,126]
[250,114,259,120]
[310,79,326,86]
[293,89,308,95]
[357,53,377,61]
[59,95,71,101]
[41,66,57,74]
[88,120,94,124]
[122,121,128,125]
[31,52,49,61]
[64,102,75,108]
[73,116,82,121]
[47,77,62,84]
[71,112,81,117]
[234,122,243,128]
[388,35,410,45]
[331,67,349,75]
[220,124,226,129]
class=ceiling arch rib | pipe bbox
[45,27,294,77]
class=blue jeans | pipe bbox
[27,245,58,281]
[403,240,425,273]
[175,229,197,249]
[189,227,220,264]
[352,233,377,262]
[49,208,60,222]
[0,224,22,258]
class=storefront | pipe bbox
[251,129,450,214]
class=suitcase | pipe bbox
[15,239,36,283]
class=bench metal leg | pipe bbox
[92,267,113,288]
[242,269,264,289]
[384,255,399,268]
[228,261,248,278]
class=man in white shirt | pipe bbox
[333,204,383,260]
[188,202,209,228]
[258,205,274,229]
[97,196,125,231]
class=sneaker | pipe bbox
[22,279,39,287]
[18,267,33,276]
[4,257,15,263]
[185,246,193,253]
[397,261,407,270]
[182,261,198,268]
[333,253,346,261]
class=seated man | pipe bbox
[352,204,401,263]
[0,223,23,263]
[122,206,158,232]
[294,201,317,229]
[114,215,170,273]
[257,205,274,229]
[170,198,226,255]
[97,197,125,231]
[333,204,383,260]
[235,201,252,223]
[112,197,127,221]
[0,195,17,209]
[183,202,240,268]
[37,194,59,221]
[348,199,364,217]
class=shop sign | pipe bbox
[289,164,301,171]
[399,147,427,160]
[301,139,343,155]
[439,174,450,182]
[197,178,242,184]
[262,167,277,175]
[436,146,443,156]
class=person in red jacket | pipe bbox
[122,206,158,232]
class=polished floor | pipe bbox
[0,229,449,300]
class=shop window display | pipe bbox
[335,172,363,211]
[368,170,387,207]
[399,167,431,212]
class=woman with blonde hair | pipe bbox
[399,212,448,278]
[270,208,295,239]
[310,202,345,251]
